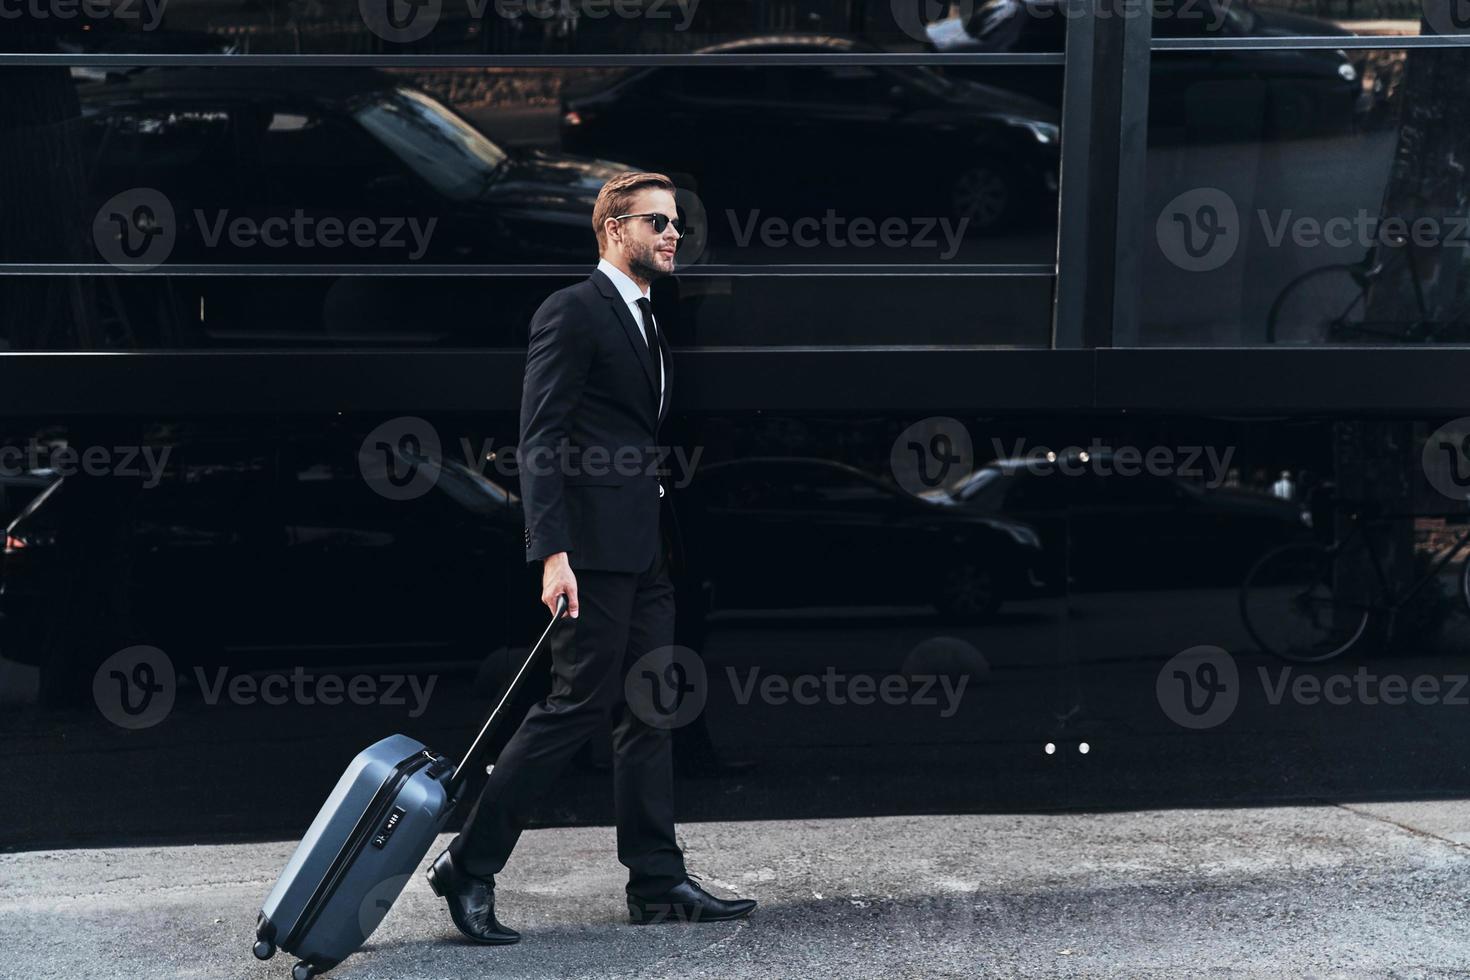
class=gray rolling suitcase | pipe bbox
[252,595,568,980]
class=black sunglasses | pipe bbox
[612,212,685,237]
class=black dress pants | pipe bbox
[448,527,687,897]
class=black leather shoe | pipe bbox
[627,876,757,925]
[426,850,521,945]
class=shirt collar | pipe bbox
[597,257,650,305]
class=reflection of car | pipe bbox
[77,68,638,345]
[682,456,1046,620]
[925,451,1311,589]
[62,29,241,84]
[81,67,627,263]
[0,469,59,531]
[0,423,533,702]
[561,36,1060,235]
[927,0,1366,138]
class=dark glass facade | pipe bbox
[5,1,1470,850]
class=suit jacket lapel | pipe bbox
[591,269,657,402]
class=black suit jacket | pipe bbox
[520,268,673,573]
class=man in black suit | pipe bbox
[427,172,756,942]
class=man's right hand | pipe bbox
[541,552,578,619]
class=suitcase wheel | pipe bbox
[251,939,275,960]
[292,962,318,980]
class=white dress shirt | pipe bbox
[597,257,664,420]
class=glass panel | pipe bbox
[1155,0,1450,40]
[1128,46,1470,345]
[1056,416,1470,807]
[0,65,1062,267]
[3,0,1018,55]
[1,410,1070,845]
[19,411,1470,842]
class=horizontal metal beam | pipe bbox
[0,349,1089,416]
[1094,348,1470,415]
[0,52,1067,67]
[4,348,1470,416]
[0,263,1058,278]
[1152,34,1470,51]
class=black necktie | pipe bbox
[636,297,662,419]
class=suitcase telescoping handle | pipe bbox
[447,593,570,803]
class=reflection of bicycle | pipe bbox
[1239,502,1470,662]
[1266,238,1470,344]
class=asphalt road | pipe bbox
[7,802,1470,978]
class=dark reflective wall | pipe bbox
[0,60,1062,348]
[1134,45,1470,344]
[9,411,1470,848]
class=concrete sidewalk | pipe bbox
[5,803,1470,979]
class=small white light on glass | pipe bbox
[1078,742,1090,754]
[1044,742,1056,755]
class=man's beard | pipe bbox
[627,240,673,283]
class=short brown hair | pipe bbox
[592,172,676,254]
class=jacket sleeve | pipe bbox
[519,291,595,563]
